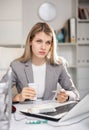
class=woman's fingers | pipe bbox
[57,91,69,103]
[21,87,36,100]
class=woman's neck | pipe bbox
[32,57,46,66]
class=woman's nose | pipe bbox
[41,43,46,49]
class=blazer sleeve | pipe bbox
[58,64,80,101]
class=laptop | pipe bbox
[59,93,89,122]
[20,94,89,122]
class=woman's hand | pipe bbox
[57,90,69,103]
[12,87,36,102]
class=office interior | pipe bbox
[0,0,89,100]
[0,1,89,130]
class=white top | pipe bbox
[32,63,46,98]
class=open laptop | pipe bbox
[20,94,89,122]
[59,93,89,122]
[20,100,77,121]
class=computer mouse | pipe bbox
[12,105,16,113]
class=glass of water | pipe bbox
[0,82,11,130]
[0,67,12,130]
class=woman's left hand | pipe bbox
[57,90,69,103]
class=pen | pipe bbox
[52,89,65,93]
[52,90,58,93]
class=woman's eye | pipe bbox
[46,41,51,45]
[36,40,42,43]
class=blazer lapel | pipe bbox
[24,61,34,83]
[43,63,54,99]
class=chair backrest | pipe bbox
[0,47,24,79]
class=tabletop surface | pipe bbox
[9,101,89,130]
[10,113,89,130]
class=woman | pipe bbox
[1,22,80,102]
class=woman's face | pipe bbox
[31,31,52,60]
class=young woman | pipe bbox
[1,22,80,102]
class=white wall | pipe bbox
[23,0,76,43]
[0,0,76,46]
[0,0,22,45]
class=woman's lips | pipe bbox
[39,51,46,55]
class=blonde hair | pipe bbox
[17,22,61,64]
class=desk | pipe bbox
[10,103,89,130]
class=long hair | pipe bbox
[17,22,61,64]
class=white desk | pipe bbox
[10,103,89,130]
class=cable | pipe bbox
[13,113,26,121]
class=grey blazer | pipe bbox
[1,60,79,100]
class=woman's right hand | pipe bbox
[12,87,36,102]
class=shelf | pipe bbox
[57,44,77,67]
[67,65,77,68]
[77,65,89,67]
[0,44,23,48]
[77,40,89,44]
[79,0,89,3]
[57,43,76,46]
[78,43,89,46]
[78,19,89,23]
[77,20,89,43]
[78,0,89,24]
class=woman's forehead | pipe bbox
[34,31,52,40]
